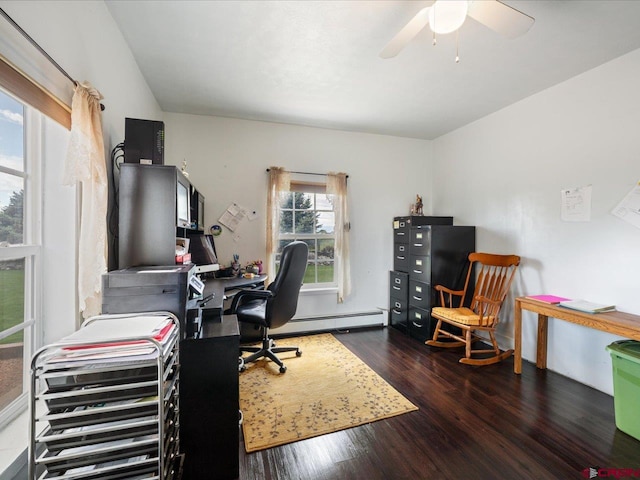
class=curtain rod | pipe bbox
[0,7,105,111]
[265,168,348,179]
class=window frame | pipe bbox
[276,181,338,289]
[0,92,42,428]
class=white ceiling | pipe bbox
[105,0,640,140]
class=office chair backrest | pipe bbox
[266,241,308,329]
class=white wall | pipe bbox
[2,0,163,343]
[164,114,432,322]
[433,48,640,395]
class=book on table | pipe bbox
[526,295,571,304]
[558,299,616,313]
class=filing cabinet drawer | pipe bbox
[389,296,408,327]
[393,217,410,243]
[393,243,409,272]
[408,306,437,342]
[409,255,431,283]
[409,279,432,310]
[410,228,432,256]
[389,271,409,299]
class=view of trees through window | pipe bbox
[278,190,335,284]
[0,88,27,414]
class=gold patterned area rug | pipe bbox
[239,333,418,453]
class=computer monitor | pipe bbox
[188,234,220,275]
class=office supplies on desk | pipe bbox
[559,299,616,313]
[526,294,571,304]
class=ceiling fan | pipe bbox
[380,0,535,60]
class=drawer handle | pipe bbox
[413,269,422,274]
[397,232,405,236]
[414,243,423,247]
[392,286,401,290]
[412,321,423,328]
[413,295,422,301]
[392,309,401,315]
[397,255,405,260]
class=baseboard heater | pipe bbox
[272,310,386,336]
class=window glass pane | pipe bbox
[0,178,24,244]
[0,258,24,332]
[317,261,334,283]
[279,210,293,234]
[295,215,315,234]
[304,262,316,284]
[303,239,316,260]
[0,90,24,171]
[315,194,333,210]
[0,329,23,411]
[318,238,334,260]
[316,211,334,234]
[294,192,314,210]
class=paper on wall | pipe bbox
[612,180,640,229]
[561,185,592,222]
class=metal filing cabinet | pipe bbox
[406,224,475,342]
[389,216,453,335]
[390,216,475,342]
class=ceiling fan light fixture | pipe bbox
[429,0,469,35]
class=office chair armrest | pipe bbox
[229,288,273,313]
[434,284,465,308]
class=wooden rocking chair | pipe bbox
[426,252,521,366]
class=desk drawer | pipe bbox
[409,255,431,282]
[393,244,409,272]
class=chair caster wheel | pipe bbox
[279,366,287,373]
[239,365,246,372]
[296,350,302,357]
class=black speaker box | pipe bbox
[124,117,164,164]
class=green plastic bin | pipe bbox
[606,340,640,441]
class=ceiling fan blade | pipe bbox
[380,7,431,59]
[468,0,534,39]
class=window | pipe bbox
[277,184,336,286]
[0,87,39,427]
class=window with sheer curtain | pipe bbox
[267,168,351,302]
[0,43,71,427]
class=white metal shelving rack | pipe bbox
[28,312,182,480]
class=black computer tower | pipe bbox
[124,117,165,164]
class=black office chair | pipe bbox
[231,241,308,373]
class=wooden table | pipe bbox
[514,296,640,374]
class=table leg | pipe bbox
[536,314,548,369]
[514,299,522,374]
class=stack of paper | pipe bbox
[526,295,571,304]
[558,300,616,313]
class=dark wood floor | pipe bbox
[239,326,640,480]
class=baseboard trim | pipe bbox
[272,311,387,336]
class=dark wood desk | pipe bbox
[180,275,266,480]
[180,315,240,480]
[514,296,640,374]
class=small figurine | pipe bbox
[181,159,189,178]
[415,194,424,216]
